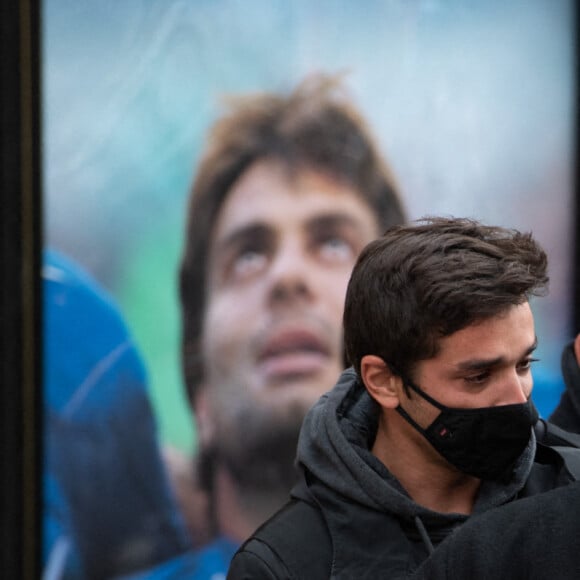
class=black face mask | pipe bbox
[396,378,538,481]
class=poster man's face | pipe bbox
[199,160,381,444]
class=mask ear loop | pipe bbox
[386,363,446,432]
[386,360,446,405]
[402,376,446,410]
[395,404,426,433]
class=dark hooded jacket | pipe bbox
[409,480,580,580]
[227,368,580,580]
[549,342,580,433]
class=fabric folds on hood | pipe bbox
[292,367,537,578]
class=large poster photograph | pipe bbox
[42,1,578,578]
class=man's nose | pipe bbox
[267,242,313,304]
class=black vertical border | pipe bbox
[0,0,42,578]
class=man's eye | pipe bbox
[517,357,539,373]
[318,237,354,262]
[230,250,267,280]
[464,371,490,385]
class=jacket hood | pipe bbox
[295,367,537,522]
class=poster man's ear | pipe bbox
[194,387,215,447]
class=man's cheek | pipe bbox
[211,287,262,323]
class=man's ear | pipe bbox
[193,387,215,447]
[360,355,402,409]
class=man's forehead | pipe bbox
[212,161,378,242]
[433,303,536,363]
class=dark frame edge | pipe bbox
[21,0,43,577]
[0,0,42,577]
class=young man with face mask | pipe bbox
[228,217,580,579]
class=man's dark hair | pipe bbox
[343,216,549,379]
[179,73,407,406]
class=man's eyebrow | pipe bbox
[214,223,271,255]
[213,211,374,258]
[306,212,373,232]
[455,337,539,371]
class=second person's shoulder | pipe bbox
[228,499,332,580]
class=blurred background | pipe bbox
[42,0,576,454]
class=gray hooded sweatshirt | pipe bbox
[291,368,536,577]
[228,368,578,579]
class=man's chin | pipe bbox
[208,366,339,490]
[214,401,307,495]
